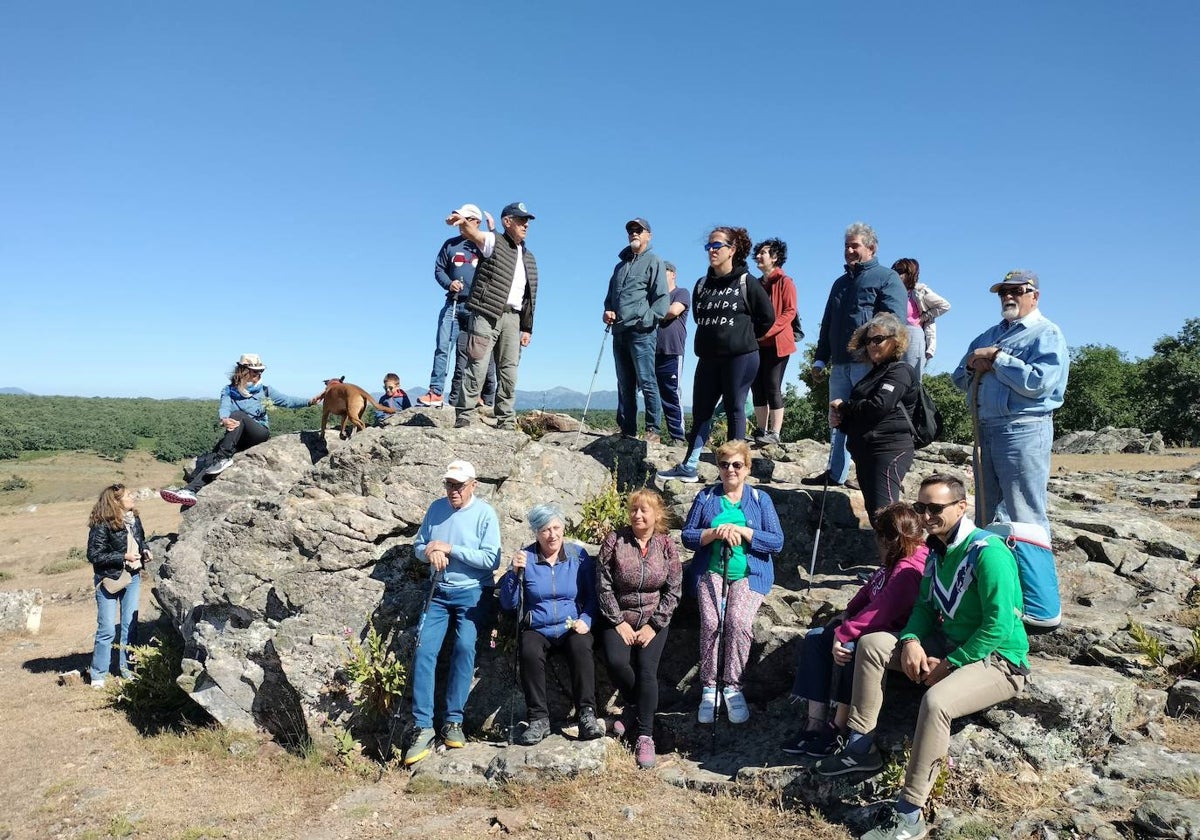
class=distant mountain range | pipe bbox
[513,386,617,410]
[0,387,31,395]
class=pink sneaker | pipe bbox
[159,488,197,507]
[417,392,443,407]
[635,735,656,769]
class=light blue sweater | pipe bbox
[414,496,502,591]
[952,310,1069,420]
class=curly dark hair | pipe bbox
[873,502,925,568]
[892,257,920,290]
[754,238,788,267]
[709,226,754,265]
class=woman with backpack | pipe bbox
[829,313,918,528]
[750,238,799,446]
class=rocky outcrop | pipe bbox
[1053,426,1166,454]
[0,589,42,636]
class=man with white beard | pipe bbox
[951,270,1068,536]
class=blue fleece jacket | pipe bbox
[604,245,669,332]
[414,496,502,592]
[498,542,596,639]
[373,390,411,426]
[218,383,309,427]
[814,258,907,366]
[951,310,1069,419]
[681,484,784,597]
[434,235,484,317]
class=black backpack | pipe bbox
[900,376,943,449]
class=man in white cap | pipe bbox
[403,459,502,766]
[952,270,1068,536]
[417,204,496,408]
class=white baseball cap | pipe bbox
[444,460,477,483]
[452,203,483,221]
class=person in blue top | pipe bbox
[403,459,502,766]
[159,353,317,507]
[952,270,1069,536]
[805,223,908,489]
[681,439,784,726]
[374,373,412,426]
[499,503,605,746]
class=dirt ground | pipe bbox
[0,448,1195,839]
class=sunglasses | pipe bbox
[704,241,733,252]
[443,480,469,491]
[626,226,645,235]
[718,460,745,470]
[865,334,891,346]
[996,286,1033,298]
[913,500,962,516]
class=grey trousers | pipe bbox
[458,310,522,427]
[847,630,1026,808]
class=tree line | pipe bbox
[2,319,1196,462]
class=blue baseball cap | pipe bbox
[990,269,1040,292]
[501,202,535,220]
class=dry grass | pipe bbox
[1160,716,1200,753]
[936,766,1093,824]
[1052,448,1200,474]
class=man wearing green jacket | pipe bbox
[817,473,1029,840]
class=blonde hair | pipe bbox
[627,488,669,535]
[847,312,909,362]
[89,483,132,530]
[714,439,752,466]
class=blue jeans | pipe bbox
[655,353,685,440]
[827,361,872,483]
[92,573,140,681]
[790,624,853,705]
[613,328,661,436]
[903,325,925,380]
[426,297,459,395]
[976,415,1054,535]
[411,585,494,729]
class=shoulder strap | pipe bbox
[738,273,750,310]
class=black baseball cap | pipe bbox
[501,201,535,220]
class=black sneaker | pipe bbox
[803,723,843,757]
[800,471,841,487]
[578,707,604,740]
[454,414,472,429]
[815,743,884,776]
[780,727,823,755]
[519,717,551,746]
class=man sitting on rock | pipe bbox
[404,459,502,766]
[816,473,1030,840]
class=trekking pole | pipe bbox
[508,561,526,745]
[382,567,440,763]
[573,325,612,448]
[969,374,986,524]
[711,541,732,753]
[807,470,830,591]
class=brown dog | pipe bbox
[313,377,396,440]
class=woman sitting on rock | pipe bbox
[87,483,150,689]
[500,503,605,746]
[160,353,317,508]
[596,488,682,770]
[780,502,927,757]
[681,439,784,726]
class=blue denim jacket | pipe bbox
[952,310,1069,420]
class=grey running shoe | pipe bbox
[441,721,465,749]
[815,743,884,776]
[860,810,928,840]
[658,464,699,483]
[204,457,233,476]
[403,726,437,766]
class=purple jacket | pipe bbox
[596,528,682,631]
[834,546,928,645]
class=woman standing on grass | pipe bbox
[160,353,317,508]
[87,483,150,689]
[596,488,682,770]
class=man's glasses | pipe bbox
[865,335,890,346]
[718,460,745,470]
[704,242,732,252]
[626,226,644,235]
[995,286,1033,298]
[913,500,961,515]
[510,218,530,227]
[443,480,468,491]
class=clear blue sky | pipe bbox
[3,2,1197,401]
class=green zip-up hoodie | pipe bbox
[900,517,1030,669]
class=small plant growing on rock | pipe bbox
[566,468,627,544]
[342,623,406,721]
[1129,621,1169,669]
[114,635,211,732]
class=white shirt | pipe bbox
[480,231,527,313]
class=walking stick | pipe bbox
[508,562,526,745]
[807,470,830,591]
[711,542,733,753]
[573,325,612,448]
[969,373,987,524]
[382,568,439,762]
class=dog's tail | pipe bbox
[362,393,397,414]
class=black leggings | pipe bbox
[602,624,670,737]
[185,410,269,492]
[687,351,759,454]
[850,445,914,528]
[751,346,790,409]
[519,629,597,721]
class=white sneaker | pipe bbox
[204,457,233,476]
[698,686,717,724]
[723,687,749,724]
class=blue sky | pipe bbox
[3,2,1197,402]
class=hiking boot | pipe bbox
[403,727,436,766]
[417,392,443,407]
[800,471,842,487]
[204,457,233,476]
[697,686,717,724]
[658,464,699,483]
[578,708,604,741]
[860,809,928,840]
[519,717,551,746]
[759,431,781,446]
[454,414,472,429]
[751,427,766,441]
[634,735,656,769]
[844,477,861,491]
[815,743,884,776]
[722,687,749,724]
[643,431,661,445]
[159,488,197,507]
[803,723,843,756]
[441,721,466,749]
[780,727,824,755]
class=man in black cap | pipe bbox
[604,217,669,442]
[446,202,539,430]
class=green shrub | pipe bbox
[1,474,29,492]
[114,634,212,733]
[566,470,627,544]
[342,623,406,722]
